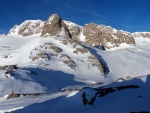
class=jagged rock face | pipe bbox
[8,20,44,36]
[41,14,71,38]
[8,14,136,50]
[82,23,135,50]
[64,21,82,41]
[133,32,150,38]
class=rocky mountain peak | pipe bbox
[41,14,72,38]
[8,20,44,36]
[47,14,60,22]
[82,23,135,50]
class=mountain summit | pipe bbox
[41,14,72,38]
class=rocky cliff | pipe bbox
[41,14,72,39]
[8,14,136,50]
[81,23,135,50]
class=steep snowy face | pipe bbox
[41,14,72,38]
[132,32,150,38]
[64,20,82,41]
[8,20,44,36]
[80,23,135,50]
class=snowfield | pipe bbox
[0,34,150,113]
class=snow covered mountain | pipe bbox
[1,14,150,112]
[133,32,150,38]
[8,20,44,36]
[81,23,135,50]
[8,14,135,50]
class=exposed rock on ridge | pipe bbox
[41,14,72,38]
[133,32,150,38]
[64,20,82,41]
[8,20,44,36]
[8,14,136,50]
[82,23,135,50]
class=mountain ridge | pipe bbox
[9,14,146,50]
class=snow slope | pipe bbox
[98,37,150,80]
[0,34,150,112]
[1,75,150,113]
[0,34,105,98]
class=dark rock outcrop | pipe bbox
[81,85,139,106]
[50,45,63,53]
[82,23,135,50]
[32,52,50,61]
[0,65,18,75]
[41,14,72,38]
[63,59,76,69]
[7,93,45,99]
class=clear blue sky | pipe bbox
[0,0,150,34]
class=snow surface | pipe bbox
[104,37,150,79]
[0,34,150,112]
[64,20,81,29]
[79,29,86,42]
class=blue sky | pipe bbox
[0,0,150,34]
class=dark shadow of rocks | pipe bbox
[81,43,110,75]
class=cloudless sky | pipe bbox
[0,0,150,34]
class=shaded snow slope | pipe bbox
[2,75,150,113]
